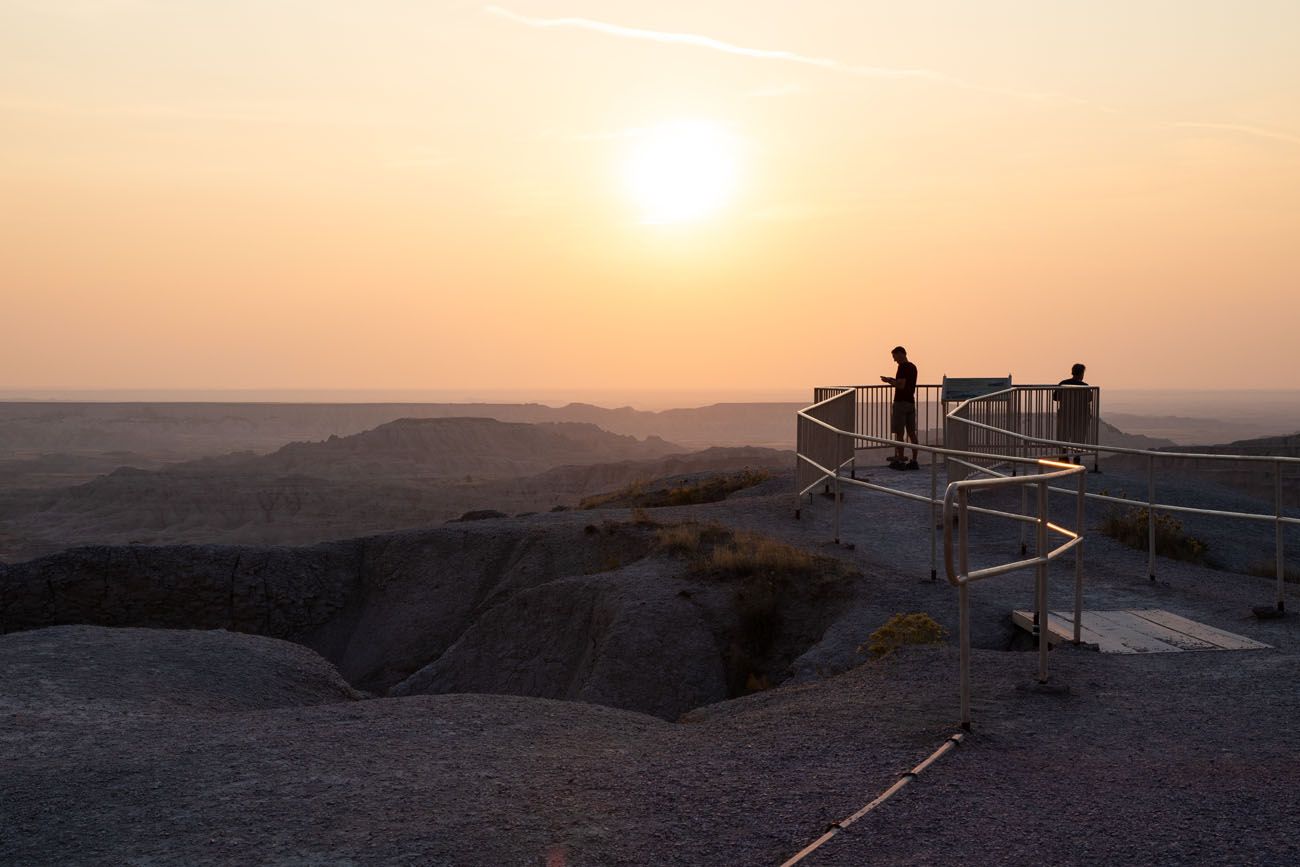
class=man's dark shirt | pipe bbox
[1053,377,1090,403]
[894,361,918,403]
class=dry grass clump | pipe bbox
[580,469,770,510]
[654,522,857,697]
[704,531,817,578]
[579,479,648,510]
[1100,504,1207,564]
[655,521,731,555]
[661,470,770,507]
[859,612,947,658]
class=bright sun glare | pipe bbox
[625,120,739,224]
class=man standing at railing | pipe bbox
[1053,363,1091,463]
[881,346,920,470]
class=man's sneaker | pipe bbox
[888,460,907,471]
[905,460,920,471]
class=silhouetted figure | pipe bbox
[881,346,919,469]
[1053,363,1091,463]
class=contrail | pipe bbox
[483,6,1120,108]
[484,5,949,83]
[1169,121,1300,147]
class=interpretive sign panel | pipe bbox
[941,376,1012,403]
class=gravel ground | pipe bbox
[3,464,1299,865]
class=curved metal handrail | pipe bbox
[946,386,1298,605]
[796,384,1295,726]
[942,459,1087,729]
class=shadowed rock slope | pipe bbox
[0,515,854,720]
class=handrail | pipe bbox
[799,384,1297,605]
[795,383,1296,726]
[946,386,1298,605]
[942,459,1087,729]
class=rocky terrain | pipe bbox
[1103,430,1300,512]
[0,492,854,718]
[0,416,791,562]
[0,400,801,470]
[3,465,1299,865]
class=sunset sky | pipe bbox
[4,1,1299,398]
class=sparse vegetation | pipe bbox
[859,613,947,658]
[661,470,770,507]
[653,521,857,697]
[653,521,731,554]
[629,507,657,527]
[1100,505,1208,564]
[579,479,649,510]
[702,531,818,579]
[580,470,770,510]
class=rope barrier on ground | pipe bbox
[778,731,965,867]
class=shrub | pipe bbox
[860,613,947,658]
[1100,506,1207,564]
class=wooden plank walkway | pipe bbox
[1010,608,1270,654]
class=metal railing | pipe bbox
[944,459,1087,729]
[946,387,1300,611]
[796,384,1298,724]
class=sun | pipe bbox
[624,120,739,224]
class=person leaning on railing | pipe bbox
[880,345,920,470]
[1053,363,1091,464]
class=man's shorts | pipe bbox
[891,401,917,437]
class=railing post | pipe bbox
[1276,459,1285,613]
[1019,484,1028,556]
[929,455,938,581]
[1037,477,1049,684]
[833,468,841,545]
[958,487,971,730]
[1147,454,1156,581]
[1075,467,1085,645]
[1092,387,1102,473]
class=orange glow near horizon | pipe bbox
[2,2,1299,394]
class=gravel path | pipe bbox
[3,464,1299,865]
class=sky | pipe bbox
[3,0,1299,398]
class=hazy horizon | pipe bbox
[3,385,1300,416]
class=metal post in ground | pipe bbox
[1276,459,1285,613]
[929,455,938,581]
[958,487,971,730]
[1037,477,1049,684]
[1074,467,1085,645]
[1092,388,1102,473]
[833,470,841,545]
[1147,454,1156,581]
[1019,484,1028,556]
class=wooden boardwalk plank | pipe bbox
[1067,611,1182,654]
[1010,609,1272,654]
[1011,610,1107,647]
[1082,610,1218,652]
[1124,609,1270,651]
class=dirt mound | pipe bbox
[0,625,360,715]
